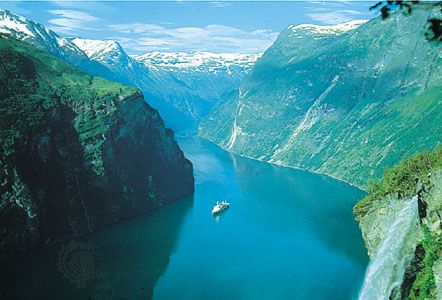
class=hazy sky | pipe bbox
[1,1,377,54]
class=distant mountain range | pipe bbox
[72,36,260,130]
[134,51,259,72]
[0,8,259,132]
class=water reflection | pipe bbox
[0,137,368,300]
[230,153,368,267]
[151,137,368,300]
[0,197,193,300]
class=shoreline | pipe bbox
[197,134,367,193]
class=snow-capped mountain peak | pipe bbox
[71,37,152,86]
[0,9,117,80]
[0,9,34,38]
[133,51,261,72]
[0,9,82,54]
[289,20,368,35]
[72,38,126,61]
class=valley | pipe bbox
[0,136,368,300]
[0,3,441,300]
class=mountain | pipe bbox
[71,38,153,88]
[137,51,260,131]
[134,51,259,103]
[287,20,367,35]
[0,9,114,80]
[71,36,259,131]
[135,51,258,70]
[0,37,194,258]
[354,147,442,299]
[0,8,259,132]
[199,11,442,188]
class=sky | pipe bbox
[1,1,377,54]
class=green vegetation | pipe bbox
[0,37,138,175]
[354,146,442,217]
[0,35,194,258]
[354,145,442,298]
[199,10,442,188]
[409,226,442,300]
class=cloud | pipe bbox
[48,9,99,21]
[49,1,114,12]
[47,9,101,34]
[211,2,231,8]
[108,23,278,54]
[306,9,365,25]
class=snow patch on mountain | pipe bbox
[72,38,125,61]
[289,20,368,35]
[0,10,34,38]
[133,51,261,72]
[0,9,83,54]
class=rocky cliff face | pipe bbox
[354,148,442,299]
[199,10,442,188]
[0,37,194,259]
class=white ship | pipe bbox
[211,201,230,215]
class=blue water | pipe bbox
[0,137,368,299]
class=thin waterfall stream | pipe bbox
[359,197,419,300]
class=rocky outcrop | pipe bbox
[0,37,194,259]
[354,148,442,299]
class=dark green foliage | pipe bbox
[0,36,137,174]
[427,17,442,40]
[0,36,194,258]
[408,226,442,299]
[355,145,442,215]
[400,244,426,299]
[355,146,442,298]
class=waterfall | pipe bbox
[359,197,419,300]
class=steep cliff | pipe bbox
[354,147,442,299]
[0,37,194,258]
[199,10,442,188]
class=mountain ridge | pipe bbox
[0,9,116,80]
[0,9,261,132]
[71,37,258,131]
[199,9,442,188]
[134,51,260,71]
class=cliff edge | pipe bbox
[0,37,194,258]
